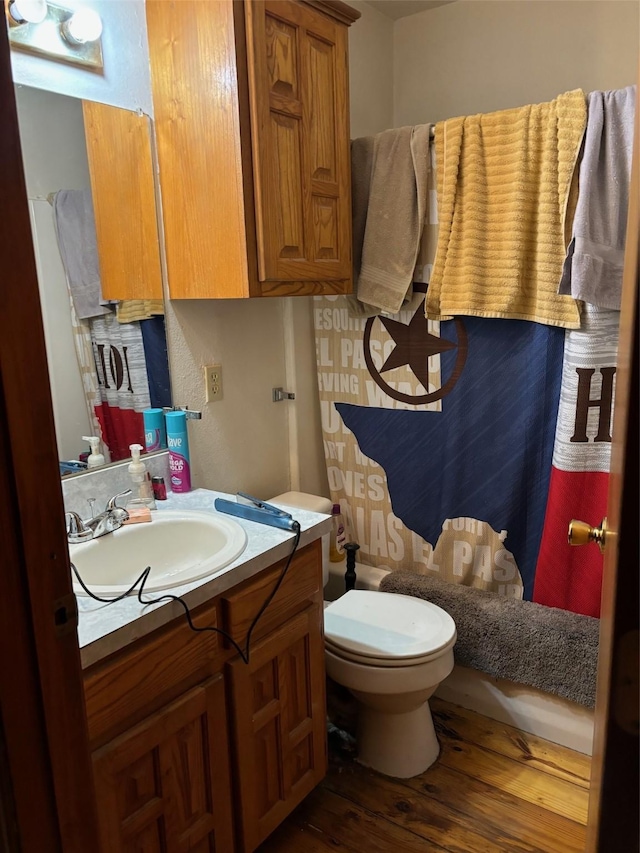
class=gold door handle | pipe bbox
[568,518,608,553]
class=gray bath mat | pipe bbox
[379,572,599,708]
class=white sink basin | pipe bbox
[69,510,247,596]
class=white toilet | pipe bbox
[324,590,456,778]
[270,492,457,779]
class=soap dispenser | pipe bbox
[82,435,105,469]
[126,444,156,510]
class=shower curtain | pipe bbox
[90,312,151,461]
[314,291,567,602]
[317,99,624,616]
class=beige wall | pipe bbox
[164,297,292,498]
[394,1,639,126]
[349,0,395,136]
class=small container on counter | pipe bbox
[165,410,191,493]
[152,476,167,501]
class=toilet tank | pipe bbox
[325,561,391,601]
[269,491,332,586]
[269,492,392,598]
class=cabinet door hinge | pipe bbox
[53,593,78,637]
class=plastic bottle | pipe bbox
[82,435,105,468]
[165,410,191,493]
[143,408,167,452]
[329,503,347,562]
[126,444,156,510]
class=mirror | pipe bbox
[14,84,172,475]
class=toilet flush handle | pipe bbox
[343,542,360,592]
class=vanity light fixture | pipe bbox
[8,0,47,24]
[60,6,101,44]
[5,0,104,71]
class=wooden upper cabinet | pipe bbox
[146,0,359,300]
[82,101,163,302]
[246,0,352,288]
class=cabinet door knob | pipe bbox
[568,518,608,553]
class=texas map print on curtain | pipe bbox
[314,291,565,600]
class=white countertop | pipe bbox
[77,489,331,668]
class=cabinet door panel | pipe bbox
[247,0,351,287]
[221,540,321,646]
[92,677,234,853]
[306,34,337,184]
[83,102,163,302]
[228,606,327,853]
[265,14,299,99]
[146,0,251,299]
[271,111,305,259]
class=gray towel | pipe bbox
[352,124,432,315]
[379,571,599,708]
[53,189,111,321]
[347,135,378,318]
[559,86,636,310]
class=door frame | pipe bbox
[586,83,639,853]
[0,21,100,853]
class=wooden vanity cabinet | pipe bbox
[145,0,359,300]
[223,542,327,852]
[91,676,234,853]
[82,539,326,853]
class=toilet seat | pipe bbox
[324,590,456,666]
[324,635,456,667]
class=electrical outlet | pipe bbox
[204,364,223,402]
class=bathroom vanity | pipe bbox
[78,492,330,853]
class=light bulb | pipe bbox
[61,7,102,44]
[8,0,48,24]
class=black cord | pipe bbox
[71,519,302,665]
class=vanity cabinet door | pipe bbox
[228,605,327,853]
[92,675,234,853]
[245,0,353,294]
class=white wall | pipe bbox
[394,1,639,126]
[10,0,153,114]
[15,87,93,461]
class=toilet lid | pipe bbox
[324,590,456,660]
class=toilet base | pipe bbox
[355,698,440,778]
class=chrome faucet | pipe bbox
[66,490,132,544]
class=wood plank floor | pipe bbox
[259,695,591,853]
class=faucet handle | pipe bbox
[105,489,132,511]
[66,511,93,543]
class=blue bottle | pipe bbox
[165,410,191,493]
[143,408,167,452]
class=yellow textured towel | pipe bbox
[117,299,164,324]
[426,89,586,329]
